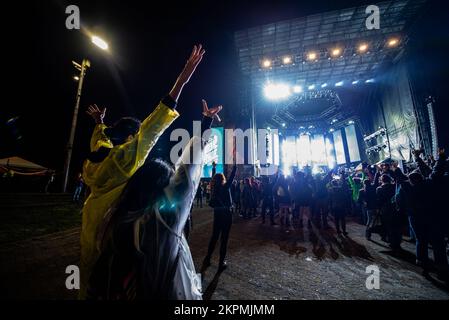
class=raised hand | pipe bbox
[202,99,222,122]
[169,45,206,103]
[178,44,206,85]
[412,149,423,158]
[86,104,106,124]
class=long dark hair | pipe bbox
[210,173,226,200]
[115,158,174,216]
[98,158,175,246]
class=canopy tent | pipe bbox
[0,156,50,176]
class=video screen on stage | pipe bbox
[201,127,224,178]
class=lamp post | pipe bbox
[62,35,108,193]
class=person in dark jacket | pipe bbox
[195,183,203,208]
[328,179,348,235]
[202,164,237,271]
[291,171,314,228]
[260,172,279,225]
[241,178,253,219]
[396,149,448,280]
[376,174,399,248]
[313,171,333,229]
[359,178,379,240]
[274,174,292,226]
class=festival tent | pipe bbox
[0,156,50,176]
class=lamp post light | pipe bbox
[62,35,108,193]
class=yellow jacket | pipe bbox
[79,102,179,298]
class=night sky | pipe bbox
[2,0,448,181]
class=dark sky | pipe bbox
[2,0,449,177]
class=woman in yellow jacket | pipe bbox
[79,45,205,298]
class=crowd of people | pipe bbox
[198,149,449,282]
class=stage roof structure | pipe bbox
[235,0,426,87]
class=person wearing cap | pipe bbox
[78,45,205,299]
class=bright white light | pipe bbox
[365,79,375,83]
[352,80,359,85]
[325,137,336,168]
[283,56,292,64]
[293,85,303,93]
[307,52,317,61]
[282,137,298,167]
[348,120,355,125]
[264,83,291,100]
[311,134,327,165]
[308,84,315,90]
[358,43,368,52]
[297,134,312,167]
[331,48,341,57]
[321,83,328,88]
[387,38,399,47]
[335,81,344,87]
[73,76,80,81]
[308,125,315,129]
[331,118,338,124]
[283,167,292,177]
[91,35,109,50]
[262,59,271,68]
[329,128,335,133]
[282,123,286,127]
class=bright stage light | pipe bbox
[348,120,355,125]
[387,38,399,47]
[293,85,303,93]
[325,137,336,169]
[283,56,292,64]
[308,125,315,129]
[312,165,321,175]
[321,83,328,88]
[308,84,315,90]
[262,59,272,68]
[282,123,286,127]
[352,80,359,85]
[329,128,335,133]
[331,118,338,124]
[307,52,317,61]
[358,43,368,52]
[264,83,291,100]
[335,81,344,87]
[297,134,311,167]
[91,35,109,50]
[331,48,341,57]
[282,137,298,167]
[365,79,375,83]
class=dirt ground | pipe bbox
[1,206,448,300]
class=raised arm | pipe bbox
[163,100,222,234]
[429,149,447,181]
[86,105,112,152]
[113,45,206,175]
[413,149,432,178]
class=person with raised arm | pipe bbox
[79,45,205,299]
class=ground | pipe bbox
[0,196,448,300]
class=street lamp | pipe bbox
[62,35,108,193]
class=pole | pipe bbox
[62,58,90,192]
